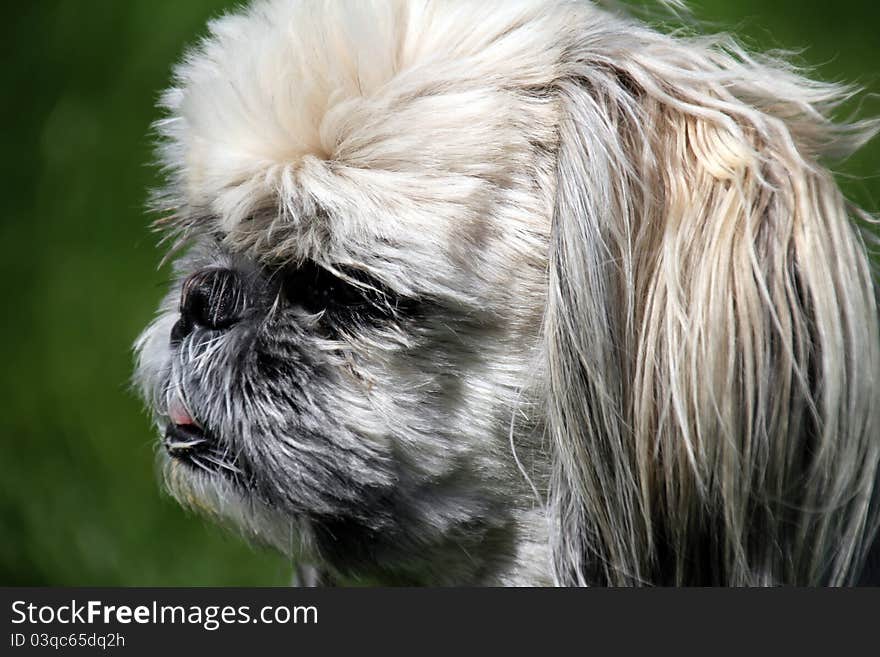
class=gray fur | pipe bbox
[134,0,880,586]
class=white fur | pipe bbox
[143,0,880,585]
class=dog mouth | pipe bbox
[163,396,242,477]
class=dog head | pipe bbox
[135,0,880,585]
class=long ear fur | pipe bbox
[545,13,880,585]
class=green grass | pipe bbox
[2,1,878,585]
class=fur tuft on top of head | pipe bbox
[154,0,566,271]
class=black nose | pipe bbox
[171,268,245,343]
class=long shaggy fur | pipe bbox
[135,0,880,585]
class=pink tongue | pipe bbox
[168,396,196,426]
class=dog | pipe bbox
[134,0,880,585]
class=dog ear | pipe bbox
[544,22,880,585]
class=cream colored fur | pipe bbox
[147,0,880,585]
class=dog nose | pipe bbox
[171,268,245,342]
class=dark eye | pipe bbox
[281,261,379,316]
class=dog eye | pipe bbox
[281,261,382,316]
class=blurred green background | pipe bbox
[1,1,878,585]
